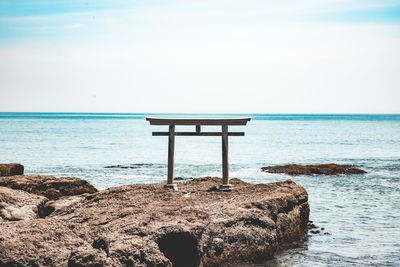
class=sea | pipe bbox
[1,113,399,266]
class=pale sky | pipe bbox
[0,0,399,113]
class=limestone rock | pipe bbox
[0,175,98,200]
[0,177,309,266]
[261,163,366,175]
[38,194,87,218]
[0,186,46,221]
[0,163,24,176]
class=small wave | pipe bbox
[379,166,400,171]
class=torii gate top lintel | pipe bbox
[146,117,251,191]
[146,117,251,126]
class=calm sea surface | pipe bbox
[1,113,399,266]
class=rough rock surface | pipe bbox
[0,186,46,221]
[261,163,366,176]
[38,194,88,218]
[0,175,98,200]
[0,163,24,176]
[0,177,309,267]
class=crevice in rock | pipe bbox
[92,237,109,257]
[37,199,54,218]
[157,232,201,267]
[0,215,19,221]
[278,201,295,214]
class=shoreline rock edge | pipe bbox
[0,177,309,267]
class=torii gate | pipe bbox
[146,117,251,191]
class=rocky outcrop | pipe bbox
[38,194,88,218]
[261,163,366,175]
[0,175,98,200]
[0,163,24,176]
[0,177,309,267]
[0,186,46,221]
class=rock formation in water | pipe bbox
[261,163,366,176]
[104,165,139,169]
[0,163,24,176]
[0,172,309,266]
[104,164,164,169]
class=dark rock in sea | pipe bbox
[0,175,98,200]
[0,176,309,267]
[308,222,318,229]
[0,163,24,176]
[104,165,138,169]
[261,163,366,176]
[306,221,328,235]
[104,163,165,169]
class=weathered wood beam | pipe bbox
[167,125,175,185]
[152,132,245,136]
[146,117,251,126]
[222,125,229,185]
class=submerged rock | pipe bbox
[261,163,366,176]
[0,175,98,200]
[104,165,138,169]
[0,163,24,176]
[104,163,164,169]
[0,177,309,267]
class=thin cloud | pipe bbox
[34,26,53,31]
[63,23,81,29]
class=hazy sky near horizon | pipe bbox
[1,0,400,113]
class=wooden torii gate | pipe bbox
[146,117,251,191]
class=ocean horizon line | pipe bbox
[2,112,400,121]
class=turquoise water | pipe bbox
[1,113,399,266]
